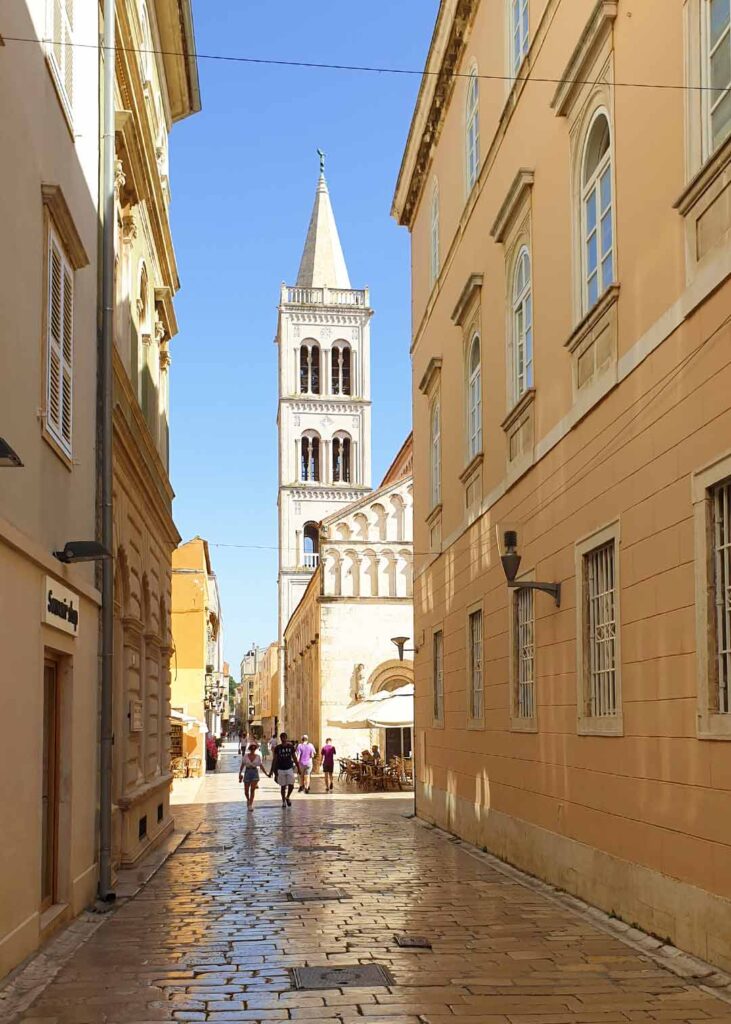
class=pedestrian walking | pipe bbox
[270,732,301,807]
[238,742,270,812]
[296,735,317,793]
[320,738,336,792]
[267,733,278,760]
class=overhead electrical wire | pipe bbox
[1,34,727,94]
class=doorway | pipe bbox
[385,726,412,761]
[41,660,60,910]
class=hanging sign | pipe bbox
[43,577,80,637]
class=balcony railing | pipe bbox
[304,552,320,570]
[282,285,368,307]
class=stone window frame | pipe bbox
[692,448,731,740]
[430,177,440,286]
[466,599,485,729]
[508,0,530,80]
[509,568,538,732]
[491,169,536,479]
[465,60,481,197]
[419,356,443,549]
[575,518,623,737]
[451,275,484,514]
[432,624,445,728]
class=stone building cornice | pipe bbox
[392,0,480,228]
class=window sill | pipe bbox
[565,284,621,355]
[466,716,485,731]
[697,713,731,741]
[431,716,445,730]
[674,135,731,216]
[459,451,484,485]
[501,387,535,433]
[577,713,623,737]
[510,716,538,733]
[41,424,73,472]
[426,502,442,528]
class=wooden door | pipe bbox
[41,661,60,910]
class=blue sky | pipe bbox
[168,2,439,669]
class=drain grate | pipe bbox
[288,886,347,901]
[395,934,432,949]
[290,964,394,990]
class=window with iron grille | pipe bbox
[469,609,483,719]
[583,541,618,717]
[433,630,444,721]
[515,588,534,719]
[712,478,731,714]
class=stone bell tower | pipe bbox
[276,157,373,717]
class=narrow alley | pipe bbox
[8,746,730,1024]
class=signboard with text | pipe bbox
[42,577,80,637]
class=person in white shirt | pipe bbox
[238,743,270,812]
[296,735,317,793]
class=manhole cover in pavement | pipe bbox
[290,964,394,990]
[395,934,432,948]
[288,886,347,901]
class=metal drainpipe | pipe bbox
[98,0,116,902]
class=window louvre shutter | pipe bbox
[62,0,73,106]
[46,230,73,456]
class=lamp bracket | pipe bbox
[508,580,561,607]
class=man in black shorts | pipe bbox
[270,732,301,807]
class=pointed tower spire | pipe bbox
[296,153,351,290]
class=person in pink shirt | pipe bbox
[320,738,336,792]
[296,735,316,793]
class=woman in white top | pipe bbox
[238,742,270,811]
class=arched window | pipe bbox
[511,0,530,75]
[331,342,352,395]
[581,112,614,313]
[139,1,153,82]
[430,399,441,508]
[430,180,440,284]
[300,432,320,482]
[332,433,352,483]
[299,342,320,394]
[303,522,319,569]
[511,246,533,403]
[465,67,480,192]
[467,334,482,459]
[704,0,731,153]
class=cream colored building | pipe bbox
[170,538,222,771]
[285,441,414,758]
[251,642,280,740]
[394,0,731,971]
[111,0,199,864]
[0,0,102,978]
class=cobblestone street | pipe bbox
[9,745,731,1024]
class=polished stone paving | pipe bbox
[11,744,731,1023]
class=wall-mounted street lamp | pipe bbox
[0,437,23,468]
[499,530,561,607]
[391,636,417,662]
[53,540,111,564]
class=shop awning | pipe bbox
[170,709,208,733]
[335,684,414,729]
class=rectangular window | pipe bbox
[469,609,483,719]
[583,541,618,718]
[706,0,731,153]
[433,630,444,721]
[47,0,74,120]
[712,478,731,713]
[46,227,74,456]
[511,0,530,75]
[515,588,535,719]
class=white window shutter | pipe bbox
[47,229,73,456]
[63,0,73,107]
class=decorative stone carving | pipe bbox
[114,159,126,201]
[354,663,366,701]
[122,214,138,245]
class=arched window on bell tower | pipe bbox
[300,431,321,482]
[299,342,320,394]
[303,521,320,569]
[332,432,352,483]
[331,341,352,395]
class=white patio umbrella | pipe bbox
[336,684,414,729]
